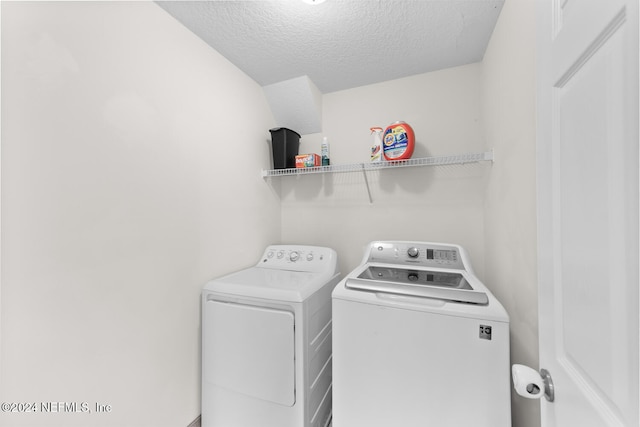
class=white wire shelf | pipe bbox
[261,150,494,178]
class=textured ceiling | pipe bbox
[157,0,504,94]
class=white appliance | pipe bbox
[202,245,340,427]
[332,241,510,427]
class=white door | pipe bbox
[536,0,639,426]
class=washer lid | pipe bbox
[358,266,472,289]
[204,267,336,302]
[345,266,489,305]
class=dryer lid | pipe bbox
[204,267,338,302]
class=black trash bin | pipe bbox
[269,127,301,169]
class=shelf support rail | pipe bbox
[361,163,373,204]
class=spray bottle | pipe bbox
[370,127,384,162]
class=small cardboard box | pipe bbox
[295,154,321,168]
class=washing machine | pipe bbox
[202,245,340,427]
[332,241,510,427]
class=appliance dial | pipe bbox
[289,251,300,262]
[306,253,314,261]
[277,250,284,259]
[407,247,420,258]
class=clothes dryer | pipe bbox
[202,245,339,427]
[332,241,510,427]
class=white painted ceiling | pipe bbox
[157,0,504,94]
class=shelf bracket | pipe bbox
[361,164,373,204]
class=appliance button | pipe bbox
[290,251,300,262]
[267,251,274,258]
[306,253,314,261]
[407,247,420,258]
[277,250,284,259]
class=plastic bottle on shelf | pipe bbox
[383,121,415,161]
[321,137,330,166]
[370,127,384,162]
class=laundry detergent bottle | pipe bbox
[382,121,415,161]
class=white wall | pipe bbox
[481,0,540,426]
[0,2,278,427]
[281,64,490,277]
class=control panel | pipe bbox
[258,245,335,273]
[366,241,467,270]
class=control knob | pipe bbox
[407,247,420,258]
[289,251,300,262]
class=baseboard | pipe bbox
[187,415,201,427]
[189,414,331,426]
